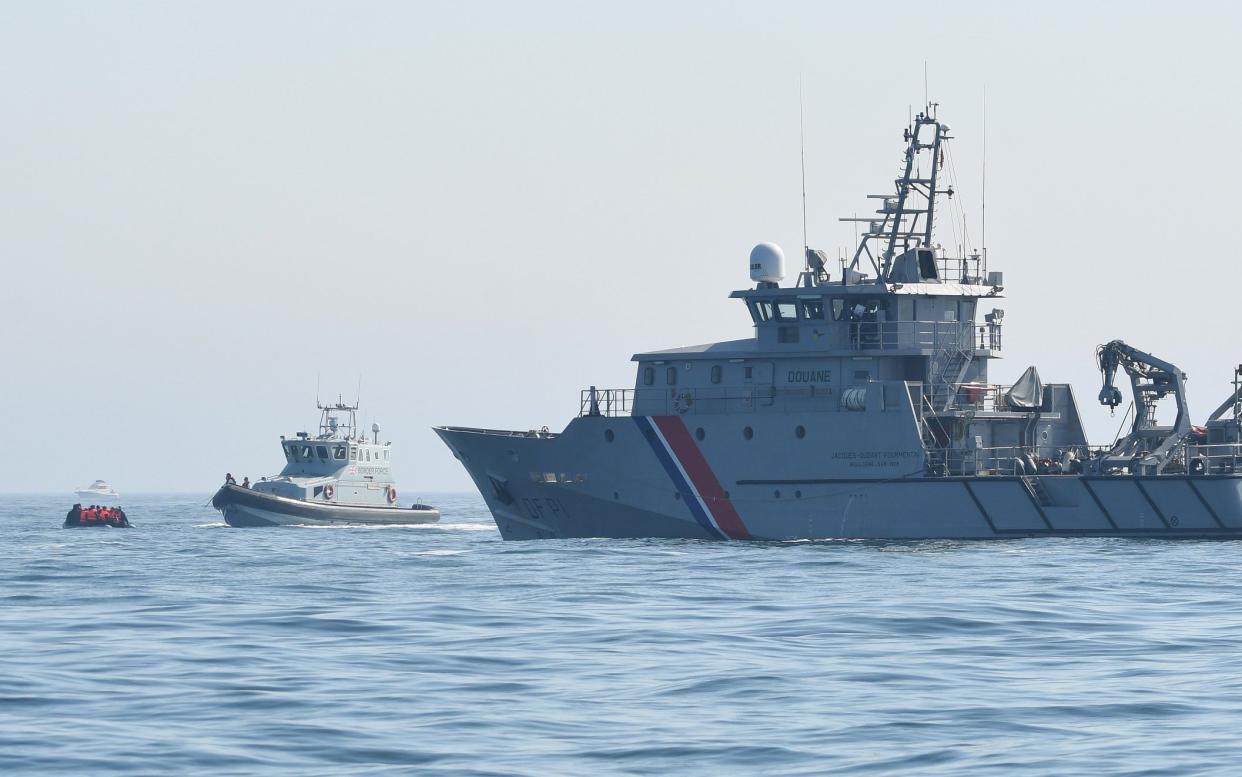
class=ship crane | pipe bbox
[1095,340,1191,474]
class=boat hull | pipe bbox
[436,419,1242,541]
[211,485,439,527]
[76,490,120,501]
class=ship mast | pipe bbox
[841,103,952,280]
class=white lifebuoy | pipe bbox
[387,485,397,504]
[324,484,334,500]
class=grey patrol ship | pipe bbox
[437,104,1242,541]
[213,399,439,527]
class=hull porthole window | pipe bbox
[743,426,754,440]
[795,425,806,439]
[605,429,615,442]
[695,427,706,441]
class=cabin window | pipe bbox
[365,450,371,461]
[333,446,346,460]
[774,302,798,321]
[285,445,296,460]
[799,299,825,320]
[384,450,389,460]
[831,299,846,320]
[711,365,722,384]
[350,447,357,461]
[754,301,773,322]
[744,366,753,379]
[316,446,329,459]
[643,367,654,386]
[300,445,312,459]
[666,366,677,385]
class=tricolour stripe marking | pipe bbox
[649,416,752,540]
[635,416,725,538]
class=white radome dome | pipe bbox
[749,242,785,284]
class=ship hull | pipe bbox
[211,485,439,527]
[436,420,1242,541]
[76,490,120,502]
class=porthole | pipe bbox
[674,492,682,500]
[605,429,615,442]
[723,490,730,499]
[743,426,754,440]
[695,427,705,441]
[711,365,722,384]
[795,490,803,499]
[613,491,620,501]
[774,490,781,499]
[795,425,806,439]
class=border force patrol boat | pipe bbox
[437,103,1242,540]
[213,399,439,527]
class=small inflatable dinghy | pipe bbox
[65,504,131,528]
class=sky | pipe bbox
[2,1,1240,493]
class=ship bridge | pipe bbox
[580,103,1089,478]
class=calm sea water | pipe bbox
[3,493,1242,775]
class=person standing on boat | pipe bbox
[241,477,250,488]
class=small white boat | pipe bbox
[75,479,120,501]
[211,398,440,527]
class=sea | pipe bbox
[3,492,1241,776]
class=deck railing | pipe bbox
[844,320,1001,352]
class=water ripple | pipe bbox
[3,493,1242,775]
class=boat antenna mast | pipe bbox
[800,75,808,271]
[839,101,953,281]
[317,392,359,439]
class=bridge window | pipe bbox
[300,445,312,459]
[316,446,329,459]
[643,367,654,386]
[666,366,677,385]
[800,299,825,320]
[333,446,346,460]
[350,447,357,461]
[752,301,773,322]
[711,365,722,384]
[831,299,846,320]
[285,445,297,460]
[774,302,797,321]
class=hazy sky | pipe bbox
[3,1,1239,493]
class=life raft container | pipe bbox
[64,505,131,528]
